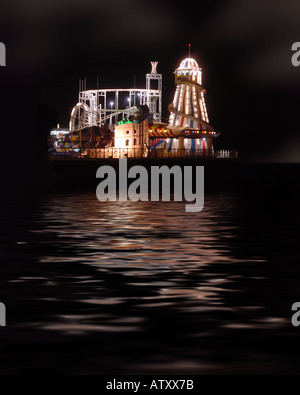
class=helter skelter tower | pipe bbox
[168,57,213,132]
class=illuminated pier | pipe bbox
[50,55,238,159]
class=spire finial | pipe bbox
[188,43,191,59]
[151,61,158,74]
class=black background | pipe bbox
[1,1,300,376]
[1,0,300,179]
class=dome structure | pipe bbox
[178,58,199,70]
[175,57,202,86]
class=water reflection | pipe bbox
[34,193,246,309]
[0,188,297,374]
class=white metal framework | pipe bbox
[146,61,162,123]
[70,62,162,132]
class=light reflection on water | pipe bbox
[1,188,297,374]
[35,193,245,305]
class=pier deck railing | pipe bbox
[50,148,238,160]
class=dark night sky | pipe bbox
[1,0,300,173]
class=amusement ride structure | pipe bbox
[55,51,233,159]
[169,57,211,130]
[69,62,162,132]
[148,55,218,153]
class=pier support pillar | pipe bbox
[178,137,184,157]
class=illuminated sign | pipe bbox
[50,129,69,136]
[175,75,190,84]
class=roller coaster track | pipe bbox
[70,104,138,132]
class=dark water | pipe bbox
[1,164,300,374]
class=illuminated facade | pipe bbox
[147,57,219,155]
[114,118,149,158]
[169,58,211,130]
